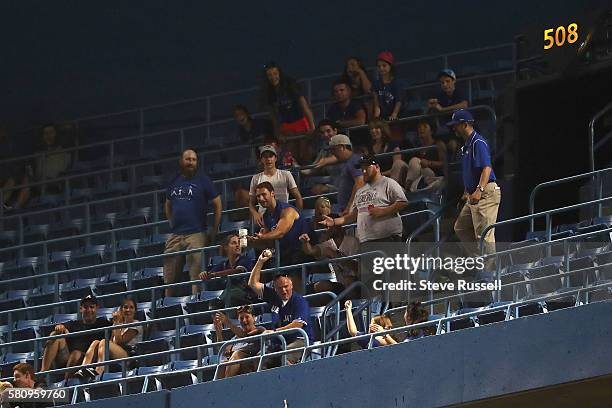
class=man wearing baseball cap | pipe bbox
[328,134,364,214]
[320,154,408,243]
[41,294,112,379]
[448,110,501,260]
[248,144,303,228]
[427,69,468,113]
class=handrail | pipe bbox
[480,196,612,254]
[394,227,612,312]
[321,281,372,357]
[0,188,340,260]
[4,276,605,397]
[0,140,256,198]
[303,279,612,358]
[589,101,612,171]
[0,250,378,319]
[0,141,443,253]
[528,167,612,231]
[214,328,309,379]
[0,291,331,368]
[3,271,607,394]
[1,101,493,203]
[481,225,612,261]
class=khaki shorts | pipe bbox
[163,232,207,283]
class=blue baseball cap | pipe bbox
[446,109,474,127]
[438,68,456,80]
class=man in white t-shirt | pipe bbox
[320,154,408,243]
[249,145,303,227]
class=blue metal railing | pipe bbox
[529,167,612,231]
[481,196,612,256]
[589,101,612,172]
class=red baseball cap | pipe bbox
[377,51,395,65]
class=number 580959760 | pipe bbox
[544,23,578,50]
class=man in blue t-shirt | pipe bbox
[164,148,222,296]
[247,182,312,273]
[329,134,364,215]
[447,110,501,263]
[248,250,313,364]
[326,79,366,130]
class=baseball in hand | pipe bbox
[263,249,273,258]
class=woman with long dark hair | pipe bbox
[263,62,315,162]
[341,57,372,98]
[78,297,143,377]
[403,301,434,341]
[366,119,409,185]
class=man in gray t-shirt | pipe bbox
[319,154,408,243]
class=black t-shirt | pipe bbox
[65,318,112,353]
[327,99,365,124]
[418,144,443,176]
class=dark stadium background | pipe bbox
[0,0,601,127]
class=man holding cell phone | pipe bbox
[319,154,408,243]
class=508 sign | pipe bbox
[544,23,578,50]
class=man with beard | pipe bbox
[319,154,408,243]
[248,182,311,274]
[164,148,222,296]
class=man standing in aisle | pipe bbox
[449,110,501,261]
[164,148,222,296]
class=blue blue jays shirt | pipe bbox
[461,131,496,194]
[373,78,403,118]
[166,171,219,235]
[262,201,304,252]
[262,285,313,343]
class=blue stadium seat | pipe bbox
[477,302,512,325]
[95,273,128,307]
[136,176,165,192]
[0,298,26,324]
[5,289,33,301]
[47,251,72,273]
[592,215,612,227]
[23,224,50,245]
[133,268,164,302]
[527,263,563,296]
[115,208,152,240]
[449,308,478,331]
[595,250,612,281]
[47,219,84,251]
[134,339,170,367]
[0,231,17,247]
[508,239,542,265]
[184,294,224,325]
[156,360,199,390]
[0,352,35,377]
[152,296,190,331]
[500,270,528,302]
